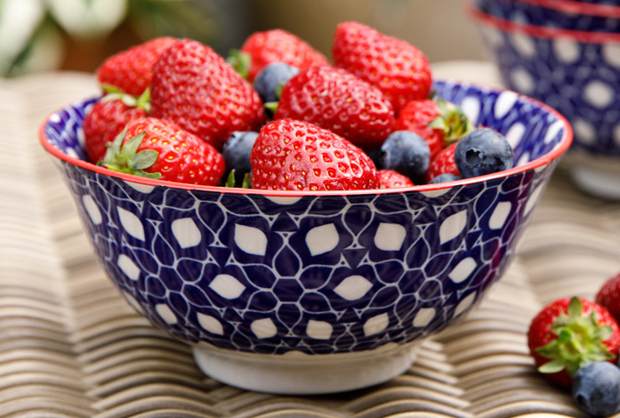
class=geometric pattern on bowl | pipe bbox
[471,7,620,157]
[478,0,620,32]
[41,81,570,356]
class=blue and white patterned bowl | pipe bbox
[516,0,620,18]
[478,0,620,32]
[39,80,571,394]
[470,5,620,198]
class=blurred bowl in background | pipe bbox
[469,3,620,199]
[478,0,620,31]
[40,80,571,394]
[518,0,620,18]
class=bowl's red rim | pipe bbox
[517,0,620,18]
[39,85,573,198]
[468,1,620,44]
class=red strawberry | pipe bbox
[250,119,378,191]
[332,21,432,113]
[102,117,225,186]
[378,169,414,189]
[596,273,620,324]
[83,97,147,164]
[96,37,177,96]
[150,39,265,151]
[274,66,395,151]
[527,297,620,388]
[425,142,460,183]
[235,29,330,83]
[395,98,474,160]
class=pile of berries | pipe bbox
[83,22,515,191]
[528,273,620,417]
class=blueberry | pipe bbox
[429,173,461,184]
[454,128,514,178]
[572,361,620,417]
[222,131,258,186]
[253,62,299,103]
[379,131,430,184]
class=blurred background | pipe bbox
[0,0,486,78]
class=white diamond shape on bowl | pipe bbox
[235,224,267,256]
[553,39,580,64]
[363,313,389,336]
[306,223,339,256]
[439,210,467,244]
[266,196,302,205]
[603,44,620,69]
[494,91,519,120]
[82,194,102,225]
[524,184,544,217]
[584,80,614,109]
[614,124,620,147]
[126,182,155,194]
[156,304,177,324]
[117,207,145,241]
[510,68,534,95]
[412,307,436,327]
[306,320,333,340]
[505,122,525,149]
[209,274,246,300]
[511,33,536,58]
[251,318,278,339]
[573,119,596,145]
[448,257,477,284]
[198,313,224,335]
[334,275,373,301]
[118,254,140,281]
[544,120,565,144]
[489,201,511,230]
[171,218,202,249]
[374,223,406,251]
[460,96,480,125]
[454,292,477,318]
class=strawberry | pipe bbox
[395,98,474,160]
[332,21,432,113]
[425,142,460,183]
[96,37,177,96]
[378,169,414,188]
[250,119,379,191]
[82,94,148,164]
[273,66,395,151]
[232,29,330,83]
[596,273,620,324]
[527,297,620,389]
[150,39,265,151]
[102,117,225,186]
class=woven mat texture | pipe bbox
[2,69,620,418]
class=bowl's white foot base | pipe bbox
[192,341,421,395]
[570,166,620,201]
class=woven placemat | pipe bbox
[2,68,620,418]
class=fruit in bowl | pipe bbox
[40,24,572,394]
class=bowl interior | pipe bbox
[42,80,571,195]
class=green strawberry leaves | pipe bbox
[227,49,251,80]
[101,85,152,113]
[428,97,475,146]
[100,128,162,179]
[535,297,616,377]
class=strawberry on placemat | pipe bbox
[250,119,378,191]
[274,65,395,151]
[528,297,620,389]
[97,37,177,96]
[101,117,225,186]
[332,21,432,113]
[150,39,265,151]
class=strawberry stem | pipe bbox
[100,129,161,180]
[227,49,251,80]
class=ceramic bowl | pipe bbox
[517,0,620,18]
[469,5,620,199]
[478,0,620,32]
[40,80,571,395]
